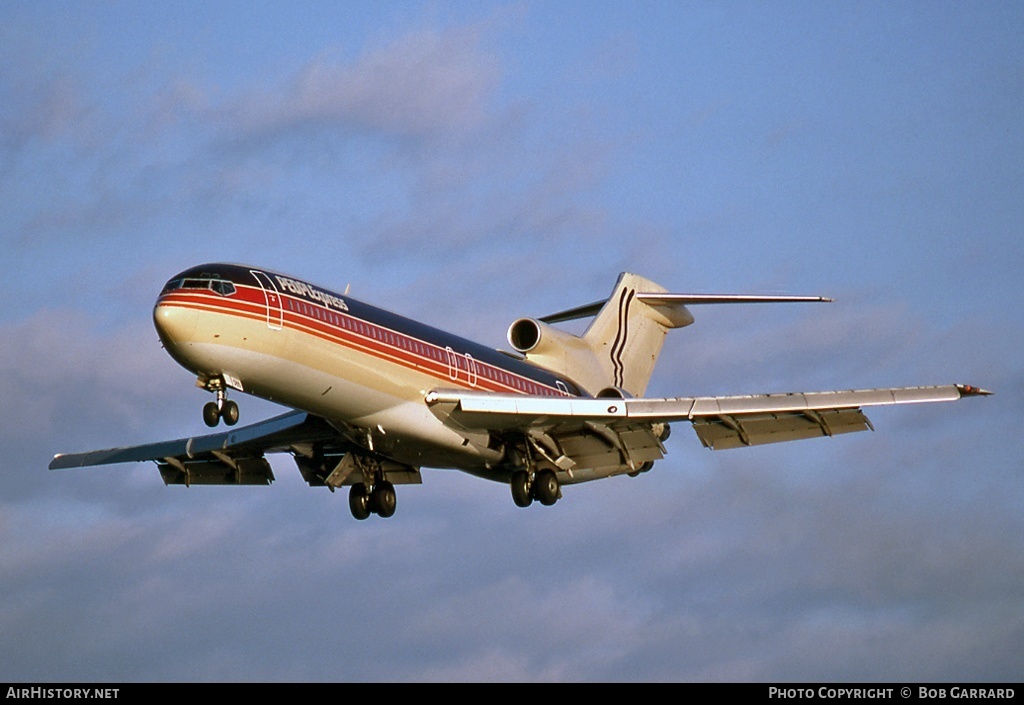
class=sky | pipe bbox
[1,0,1022,683]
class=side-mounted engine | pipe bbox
[507,317,607,394]
[505,273,694,396]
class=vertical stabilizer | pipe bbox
[580,273,694,396]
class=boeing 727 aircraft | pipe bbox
[50,264,990,520]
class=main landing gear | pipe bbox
[510,468,560,508]
[348,481,397,520]
[322,449,401,521]
[200,377,239,427]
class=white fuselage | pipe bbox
[152,264,578,476]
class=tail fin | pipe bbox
[580,273,693,396]
[514,273,828,397]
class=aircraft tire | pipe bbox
[534,469,559,506]
[629,461,655,478]
[202,401,220,427]
[349,484,371,520]
[372,481,397,518]
[510,470,533,507]
[222,400,239,426]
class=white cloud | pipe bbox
[225,26,500,142]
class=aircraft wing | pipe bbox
[426,384,990,456]
[49,411,421,487]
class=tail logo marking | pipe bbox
[610,288,635,388]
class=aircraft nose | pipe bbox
[153,301,197,346]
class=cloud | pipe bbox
[0,23,502,251]
[0,310,182,505]
[223,26,500,144]
[0,54,96,158]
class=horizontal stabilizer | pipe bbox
[540,291,831,324]
[637,293,832,305]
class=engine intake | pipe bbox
[505,317,606,395]
[507,318,584,356]
[507,318,542,352]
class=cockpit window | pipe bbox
[163,276,236,296]
[211,280,236,296]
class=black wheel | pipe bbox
[372,481,397,518]
[202,401,220,427]
[510,470,533,507]
[628,461,654,478]
[349,484,371,520]
[534,469,559,506]
[221,400,239,426]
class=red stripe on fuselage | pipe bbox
[157,286,569,397]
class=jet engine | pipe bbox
[506,318,606,393]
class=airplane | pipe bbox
[50,264,990,520]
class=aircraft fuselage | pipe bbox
[153,263,580,477]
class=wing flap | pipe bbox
[554,425,665,471]
[692,408,871,450]
[158,456,275,486]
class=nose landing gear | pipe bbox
[203,397,239,427]
[200,376,240,427]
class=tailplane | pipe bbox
[507,272,830,397]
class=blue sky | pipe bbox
[1,1,1021,682]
